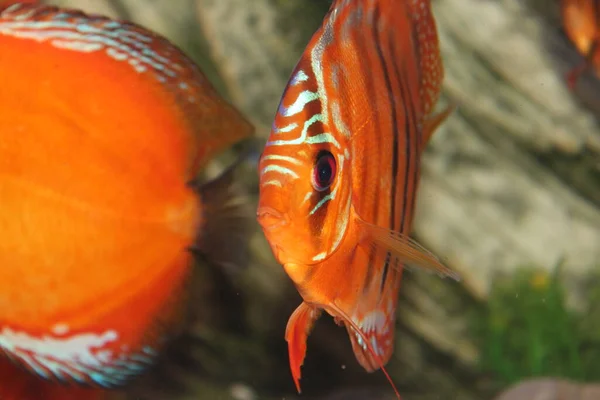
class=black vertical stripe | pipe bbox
[402,5,424,228]
[371,6,407,294]
[395,57,413,236]
[363,244,377,295]
[371,7,400,231]
[377,4,425,293]
[380,252,391,293]
[384,31,414,292]
[356,10,385,222]
[399,60,421,232]
[407,7,425,147]
[402,3,428,232]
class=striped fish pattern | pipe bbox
[561,0,600,88]
[257,0,459,396]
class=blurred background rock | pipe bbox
[42,0,600,399]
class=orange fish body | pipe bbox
[0,0,37,5]
[0,3,253,399]
[256,0,458,396]
[561,0,600,88]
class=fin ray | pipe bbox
[356,217,460,281]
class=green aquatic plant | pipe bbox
[477,265,600,385]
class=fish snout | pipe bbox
[256,206,288,231]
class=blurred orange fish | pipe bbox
[256,0,459,397]
[561,0,600,88]
[0,3,253,400]
[0,0,37,5]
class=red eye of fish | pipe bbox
[312,151,336,191]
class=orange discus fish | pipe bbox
[256,0,459,397]
[0,3,253,400]
[561,0,600,88]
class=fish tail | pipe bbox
[188,142,257,274]
[285,302,322,393]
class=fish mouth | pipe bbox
[256,206,288,231]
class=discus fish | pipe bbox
[561,0,600,88]
[256,0,459,397]
[0,3,253,399]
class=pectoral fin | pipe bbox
[356,216,460,281]
[285,302,322,393]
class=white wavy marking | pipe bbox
[273,122,298,134]
[309,186,338,216]
[0,326,118,366]
[0,4,198,102]
[267,113,340,149]
[279,90,319,117]
[331,193,351,251]
[291,69,309,85]
[0,325,153,387]
[262,180,283,188]
[354,309,389,357]
[260,164,299,179]
[261,154,302,165]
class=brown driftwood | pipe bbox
[35,0,600,399]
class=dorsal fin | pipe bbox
[406,0,445,116]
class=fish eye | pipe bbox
[312,150,336,192]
